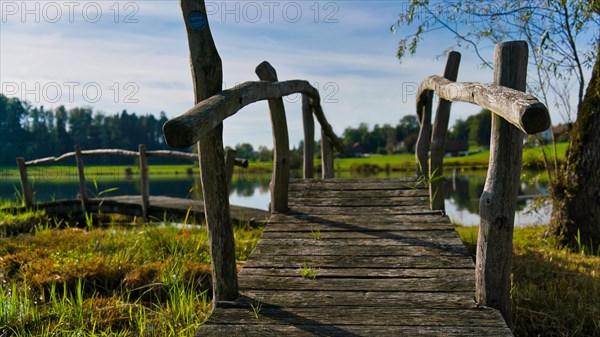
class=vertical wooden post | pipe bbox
[16,157,34,208]
[256,61,290,213]
[224,148,236,188]
[139,144,149,222]
[476,41,528,326]
[74,145,89,214]
[429,51,461,211]
[180,0,238,302]
[302,94,315,179]
[415,91,433,177]
[321,129,334,179]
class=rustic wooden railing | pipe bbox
[162,0,343,303]
[415,41,550,324]
[16,145,248,222]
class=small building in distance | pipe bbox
[445,139,469,157]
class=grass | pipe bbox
[300,262,320,279]
[0,208,264,336]
[454,225,600,337]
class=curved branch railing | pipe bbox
[16,145,248,221]
[415,41,550,325]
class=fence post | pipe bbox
[321,129,334,179]
[302,94,315,179]
[415,91,433,177]
[74,145,89,214]
[139,144,149,222]
[429,51,461,211]
[16,157,34,208]
[224,148,236,188]
[180,0,238,302]
[476,41,528,326]
[256,61,290,213]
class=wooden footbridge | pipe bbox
[158,2,551,335]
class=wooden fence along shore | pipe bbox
[159,1,550,335]
[15,146,252,222]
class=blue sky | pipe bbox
[0,1,581,150]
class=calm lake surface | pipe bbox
[0,167,551,227]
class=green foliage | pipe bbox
[0,213,264,336]
[0,95,182,165]
[341,116,419,154]
[455,225,600,337]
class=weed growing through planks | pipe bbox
[300,261,320,279]
[249,300,262,320]
[310,226,321,240]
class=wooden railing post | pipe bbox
[429,51,461,211]
[415,91,433,177]
[16,157,34,208]
[476,41,528,326]
[256,61,290,213]
[224,148,236,188]
[138,144,149,222]
[74,145,89,214]
[180,0,238,302]
[321,129,334,179]
[302,94,315,179]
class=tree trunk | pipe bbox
[548,45,600,249]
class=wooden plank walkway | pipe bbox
[196,178,513,336]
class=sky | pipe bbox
[0,1,588,150]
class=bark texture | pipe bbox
[549,44,600,248]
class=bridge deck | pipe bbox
[196,178,513,336]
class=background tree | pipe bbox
[392,0,599,248]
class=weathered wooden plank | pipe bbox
[290,188,429,198]
[259,230,461,240]
[237,290,476,308]
[249,243,470,257]
[417,76,549,135]
[197,323,512,337]
[238,276,474,292]
[287,206,438,216]
[242,254,475,269]
[289,178,422,191]
[240,267,473,279]
[269,213,450,224]
[207,306,509,327]
[253,237,467,247]
[264,222,456,232]
[288,196,429,207]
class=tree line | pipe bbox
[0,94,173,165]
[2,93,500,166]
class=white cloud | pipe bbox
[1,1,575,150]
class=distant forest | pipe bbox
[0,94,173,165]
[1,93,495,166]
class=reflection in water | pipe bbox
[443,169,551,227]
[0,169,551,226]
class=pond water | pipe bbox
[0,167,551,227]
